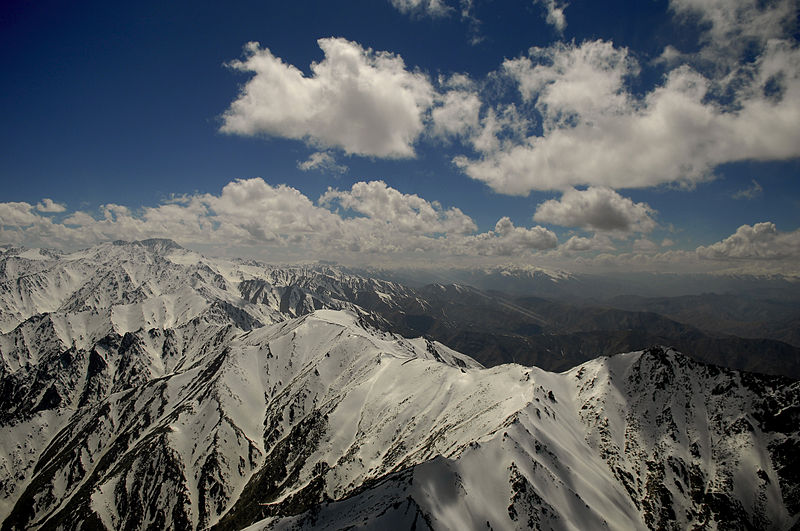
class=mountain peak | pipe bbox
[112,238,183,253]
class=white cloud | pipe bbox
[0,202,42,227]
[389,0,451,17]
[458,217,558,256]
[559,234,615,253]
[464,104,530,155]
[697,222,800,260]
[632,237,659,252]
[732,179,763,199]
[36,198,67,213]
[503,40,636,133]
[63,211,96,227]
[656,45,685,67]
[297,152,347,174]
[533,187,656,233]
[221,38,435,158]
[320,180,476,235]
[533,0,568,33]
[0,179,560,263]
[431,89,482,139]
[669,0,797,75]
[389,0,483,43]
[8,190,800,273]
[455,35,800,195]
[205,179,337,243]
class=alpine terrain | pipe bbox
[0,240,797,530]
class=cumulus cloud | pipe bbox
[534,0,568,33]
[63,211,96,227]
[36,199,67,213]
[0,179,559,263]
[455,32,800,195]
[533,187,656,233]
[464,103,530,155]
[320,180,476,235]
[656,45,685,67]
[0,202,42,227]
[732,179,763,199]
[697,222,800,260]
[221,39,435,158]
[458,217,557,256]
[297,152,347,174]
[504,40,636,132]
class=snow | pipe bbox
[16,248,51,261]
[1,241,797,531]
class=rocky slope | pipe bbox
[0,241,797,530]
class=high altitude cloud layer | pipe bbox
[221,39,434,158]
[0,179,556,262]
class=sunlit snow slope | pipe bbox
[0,241,797,530]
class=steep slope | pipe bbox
[3,241,798,381]
[1,309,797,530]
[0,241,413,519]
[1,242,798,530]
[0,240,416,419]
[249,344,799,531]
[1,310,509,529]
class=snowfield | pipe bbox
[0,241,797,530]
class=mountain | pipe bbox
[1,241,798,529]
[253,344,800,531]
[604,293,800,348]
[363,265,800,301]
[1,310,797,529]
[354,284,800,379]
[363,264,578,296]
[2,240,797,381]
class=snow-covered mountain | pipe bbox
[0,241,798,530]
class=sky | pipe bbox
[1,0,799,274]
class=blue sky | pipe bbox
[1,0,799,273]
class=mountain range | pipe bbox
[0,240,797,529]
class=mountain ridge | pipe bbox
[0,241,798,530]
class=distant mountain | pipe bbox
[364,265,800,301]
[352,284,800,379]
[604,293,800,348]
[359,264,581,297]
